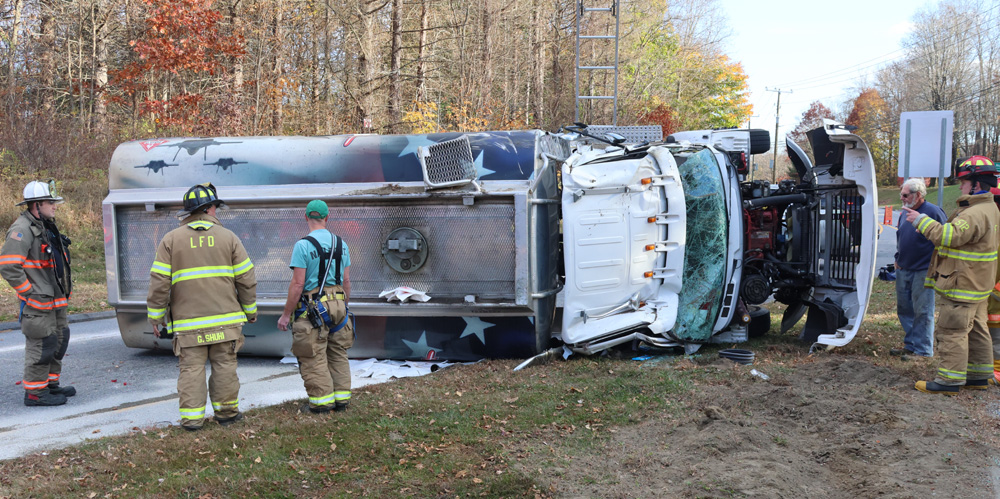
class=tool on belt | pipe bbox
[295,232,350,332]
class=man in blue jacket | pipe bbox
[892,178,946,358]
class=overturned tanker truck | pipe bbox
[102,121,878,360]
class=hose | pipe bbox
[719,348,755,365]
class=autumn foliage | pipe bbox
[638,99,681,137]
[788,101,835,149]
[110,0,244,133]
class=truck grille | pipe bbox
[816,188,863,285]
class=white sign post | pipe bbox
[898,111,954,208]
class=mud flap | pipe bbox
[780,301,807,335]
[54,326,70,360]
[798,298,847,343]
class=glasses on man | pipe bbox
[900,192,912,199]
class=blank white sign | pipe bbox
[898,111,954,179]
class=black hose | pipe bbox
[743,193,809,209]
[719,348,755,365]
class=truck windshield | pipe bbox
[674,149,728,341]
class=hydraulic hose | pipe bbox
[743,193,809,210]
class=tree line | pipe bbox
[0,0,752,180]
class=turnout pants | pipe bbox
[934,298,994,386]
[174,326,244,429]
[991,328,1000,374]
[20,306,69,394]
[291,289,354,410]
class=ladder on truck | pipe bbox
[575,0,620,126]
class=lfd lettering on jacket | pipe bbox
[189,235,215,248]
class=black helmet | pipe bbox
[176,183,224,218]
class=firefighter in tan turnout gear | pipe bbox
[277,200,354,414]
[1,180,75,406]
[147,183,257,430]
[903,156,1000,394]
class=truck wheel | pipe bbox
[748,306,771,338]
[749,129,771,155]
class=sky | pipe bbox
[720,0,934,151]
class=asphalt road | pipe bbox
[0,318,386,461]
[877,206,898,269]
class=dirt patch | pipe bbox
[525,357,1000,498]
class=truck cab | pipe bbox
[554,120,877,354]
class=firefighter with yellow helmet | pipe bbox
[147,183,258,430]
[903,155,1000,394]
[1,180,74,406]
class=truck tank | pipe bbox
[103,131,562,360]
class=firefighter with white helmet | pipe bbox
[904,155,1000,394]
[147,183,258,430]
[0,180,75,406]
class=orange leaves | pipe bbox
[639,100,680,136]
[110,0,245,134]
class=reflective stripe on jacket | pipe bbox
[918,193,1000,303]
[146,213,257,334]
[0,211,69,311]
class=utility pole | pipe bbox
[765,87,791,183]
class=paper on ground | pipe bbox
[281,356,454,382]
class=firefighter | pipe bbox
[277,200,354,414]
[903,156,1000,394]
[1,180,74,406]
[147,183,257,430]
[987,174,1000,384]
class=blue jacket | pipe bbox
[895,200,946,271]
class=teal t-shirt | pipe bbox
[290,229,351,291]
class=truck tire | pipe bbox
[749,129,771,155]
[748,306,771,338]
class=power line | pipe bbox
[775,48,907,88]
[771,6,1000,90]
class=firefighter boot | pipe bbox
[49,384,77,397]
[962,379,990,390]
[24,390,68,406]
[915,380,959,395]
[216,413,244,427]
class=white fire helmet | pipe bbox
[17,180,64,206]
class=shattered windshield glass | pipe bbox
[673,149,727,341]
